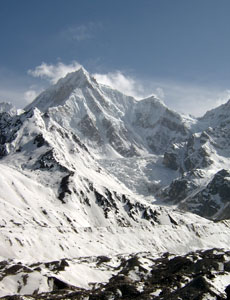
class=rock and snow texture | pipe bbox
[1,249,230,299]
[160,99,230,219]
[1,68,230,297]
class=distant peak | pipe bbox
[200,97,230,121]
[140,94,166,107]
[224,98,230,107]
[0,101,17,115]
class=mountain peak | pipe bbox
[200,98,230,127]
[140,94,166,106]
[56,66,93,87]
[67,66,89,79]
[24,67,97,112]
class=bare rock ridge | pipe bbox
[0,68,230,298]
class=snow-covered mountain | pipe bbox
[1,68,230,298]
[25,67,192,158]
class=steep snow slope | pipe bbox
[200,99,230,127]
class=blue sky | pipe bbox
[0,0,230,115]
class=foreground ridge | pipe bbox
[1,248,230,299]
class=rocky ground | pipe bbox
[1,248,230,300]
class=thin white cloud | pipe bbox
[215,89,230,107]
[0,67,45,108]
[93,71,147,99]
[61,22,102,42]
[24,89,40,104]
[0,86,43,108]
[155,87,165,99]
[28,61,82,84]
[94,70,230,116]
[65,25,91,41]
[0,88,24,106]
[153,82,230,117]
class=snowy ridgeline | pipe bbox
[1,68,230,298]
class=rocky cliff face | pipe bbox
[179,169,230,219]
[159,99,230,219]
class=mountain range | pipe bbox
[1,67,230,299]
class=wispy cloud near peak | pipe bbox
[28,61,82,84]
[24,89,40,103]
[93,71,146,99]
[27,61,230,117]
